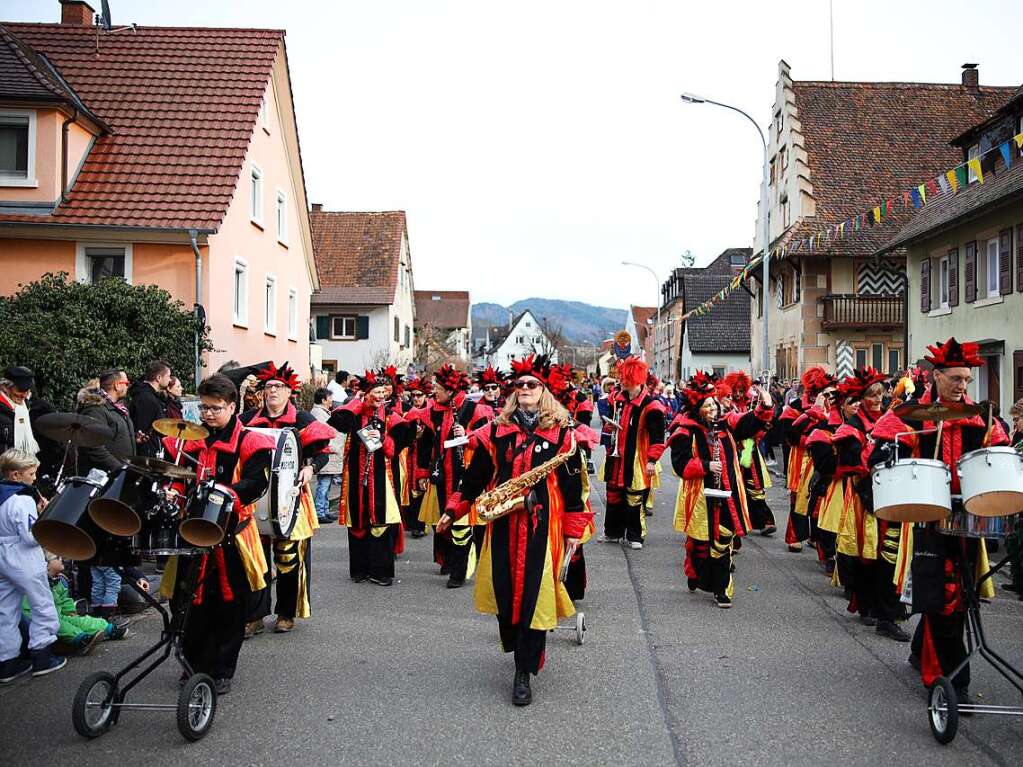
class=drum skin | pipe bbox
[246,427,301,538]
[957,447,1023,518]
[33,476,107,560]
[937,509,1018,539]
[872,459,951,523]
[180,485,234,547]
[88,465,150,536]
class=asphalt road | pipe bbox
[3,456,1022,766]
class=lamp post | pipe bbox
[621,260,662,375]
[680,92,771,376]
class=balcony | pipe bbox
[821,294,903,330]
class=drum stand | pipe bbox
[927,545,1023,744]
[71,557,219,742]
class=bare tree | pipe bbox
[415,325,463,371]
[529,317,566,361]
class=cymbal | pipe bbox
[893,400,984,422]
[127,456,196,480]
[34,412,113,447]
[152,418,209,441]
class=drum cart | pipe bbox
[550,611,587,645]
[72,556,218,742]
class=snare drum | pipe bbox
[872,459,951,523]
[179,484,235,547]
[134,504,195,556]
[32,474,108,561]
[957,447,1023,518]
[246,427,301,538]
[88,465,154,537]
[937,509,1018,539]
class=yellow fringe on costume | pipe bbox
[793,453,814,516]
[835,481,877,559]
[817,478,845,533]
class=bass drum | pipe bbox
[246,427,301,539]
[180,484,235,547]
[33,474,108,561]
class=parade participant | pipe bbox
[410,364,484,588]
[0,367,39,456]
[599,357,666,548]
[162,374,273,694]
[725,371,775,535]
[0,449,64,681]
[439,354,590,706]
[241,362,335,634]
[869,338,1008,702]
[402,378,431,538]
[477,365,505,413]
[329,371,415,586]
[669,374,773,608]
[781,367,837,552]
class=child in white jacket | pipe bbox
[0,448,65,682]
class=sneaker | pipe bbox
[512,671,532,706]
[107,622,129,641]
[368,575,394,587]
[410,530,427,539]
[858,614,877,627]
[30,648,67,677]
[0,657,32,684]
[714,594,733,609]
[759,525,777,536]
[876,620,910,642]
[597,534,621,544]
[273,618,294,633]
[644,509,654,517]
[446,578,465,589]
[79,630,105,656]
[625,540,643,550]
[787,543,803,553]
[687,578,698,593]
[352,574,369,583]
[214,678,231,695]
[244,619,265,639]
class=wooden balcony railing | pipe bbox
[821,294,903,330]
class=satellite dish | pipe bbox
[100,0,113,31]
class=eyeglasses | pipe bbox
[263,383,289,391]
[514,379,542,391]
[938,373,973,386]
[117,379,131,387]
[198,404,226,414]
[483,384,501,391]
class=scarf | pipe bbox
[12,399,40,456]
[513,408,540,433]
[100,388,130,418]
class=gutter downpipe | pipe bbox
[188,229,202,389]
[60,108,78,203]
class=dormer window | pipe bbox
[967,143,980,184]
[0,110,36,187]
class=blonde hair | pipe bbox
[495,387,570,430]
[0,448,39,477]
[864,382,885,399]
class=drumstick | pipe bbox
[933,420,943,461]
[982,402,994,448]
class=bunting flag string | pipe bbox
[679,131,1023,322]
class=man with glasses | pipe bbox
[241,362,336,636]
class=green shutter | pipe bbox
[315,315,330,339]
[356,315,370,340]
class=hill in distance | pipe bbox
[472,298,627,344]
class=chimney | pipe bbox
[310,203,323,212]
[60,1,96,26]
[961,63,979,90]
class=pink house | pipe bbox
[0,2,318,379]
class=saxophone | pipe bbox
[476,435,578,522]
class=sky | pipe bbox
[6,1,1022,309]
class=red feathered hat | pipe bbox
[510,354,552,383]
[616,356,649,389]
[356,369,386,392]
[801,366,837,396]
[715,381,733,399]
[475,365,504,387]
[433,363,470,393]
[924,337,984,369]
[683,370,719,412]
[256,361,301,390]
[378,365,405,395]
[724,370,752,395]
[406,376,432,396]
[838,367,887,402]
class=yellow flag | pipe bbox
[1015,133,1023,149]
[917,184,927,204]
[872,206,881,223]
[968,158,984,184]
[946,169,958,193]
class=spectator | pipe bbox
[327,370,350,404]
[311,388,342,523]
[0,449,65,681]
[164,376,184,421]
[129,360,171,457]
[0,367,40,457]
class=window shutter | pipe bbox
[315,315,330,339]
[964,241,976,303]
[355,315,370,340]
[1016,224,1023,292]
[919,258,930,313]
[1000,228,1013,295]
[947,247,959,307]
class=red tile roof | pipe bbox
[414,290,470,330]
[0,22,282,230]
[310,210,407,306]
[785,81,1015,258]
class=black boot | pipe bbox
[876,620,910,642]
[512,671,532,706]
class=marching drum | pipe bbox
[937,509,1018,539]
[179,484,235,547]
[872,459,951,523]
[32,472,108,560]
[88,465,154,537]
[246,427,301,539]
[957,447,1023,518]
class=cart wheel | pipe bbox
[576,612,585,645]
[928,677,959,745]
[177,673,217,742]
[72,671,117,738]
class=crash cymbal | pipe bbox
[892,400,984,422]
[127,456,196,480]
[152,418,209,441]
[33,413,113,447]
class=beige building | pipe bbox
[884,85,1023,407]
[750,61,1014,380]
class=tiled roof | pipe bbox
[414,290,470,330]
[784,81,1015,258]
[630,305,656,327]
[310,210,406,305]
[885,160,1023,250]
[0,25,83,111]
[0,22,282,229]
[683,274,750,354]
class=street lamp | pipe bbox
[680,92,771,376]
[621,261,662,374]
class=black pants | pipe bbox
[498,617,547,675]
[177,551,247,680]
[247,538,310,621]
[349,527,396,580]
[872,557,902,622]
[563,545,586,602]
[747,496,775,530]
[837,553,874,617]
[433,526,472,581]
[402,494,426,534]
[688,503,735,597]
[817,530,837,563]
[604,486,643,542]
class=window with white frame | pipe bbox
[276,190,287,243]
[233,258,248,325]
[330,315,357,340]
[259,95,269,132]
[264,274,277,333]
[0,110,36,186]
[76,244,132,284]
[250,164,263,225]
[287,288,298,340]
[986,238,1000,298]
[393,315,400,343]
[967,144,980,183]
[938,254,950,308]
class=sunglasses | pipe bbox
[514,379,542,391]
[483,384,501,391]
